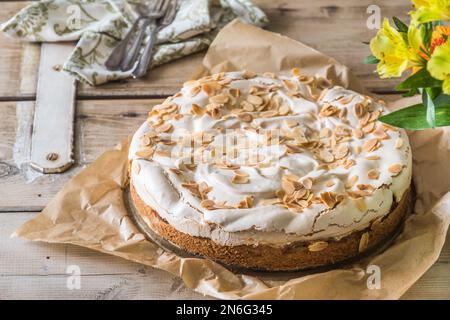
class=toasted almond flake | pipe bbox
[238,113,253,122]
[282,178,296,195]
[140,135,152,147]
[299,75,315,85]
[319,103,339,117]
[242,70,256,79]
[325,180,335,187]
[200,199,215,209]
[339,107,348,118]
[358,232,370,252]
[201,83,214,96]
[320,149,335,163]
[210,94,229,104]
[388,163,403,175]
[355,146,362,154]
[285,144,303,153]
[354,128,364,139]
[320,191,338,208]
[367,169,379,180]
[135,147,154,158]
[261,110,278,118]
[308,241,328,252]
[338,95,354,105]
[362,121,375,134]
[334,144,349,159]
[234,170,249,177]
[395,137,404,149]
[278,104,291,116]
[354,102,366,118]
[357,184,374,191]
[369,110,381,122]
[190,103,205,116]
[373,128,389,139]
[190,86,201,96]
[320,127,332,138]
[345,175,358,189]
[247,94,263,105]
[285,119,298,128]
[232,175,250,184]
[362,138,378,152]
[242,101,254,111]
[365,155,380,160]
[156,123,173,133]
[343,158,356,169]
[261,198,280,205]
[302,177,314,189]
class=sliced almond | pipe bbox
[135,147,154,158]
[302,177,314,190]
[232,175,250,184]
[308,241,329,252]
[358,232,370,252]
[362,138,379,152]
[334,144,349,159]
[156,123,173,133]
[365,155,380,160]
[190,103,205,116]
[285,119,298,128]
[210,94,229,104]
[395,137,404,149]
[247,94,263,105]
[200,199,215,209]
[282,178,296,195]
[320,191,338,208]
[367,169,379,180]
[354,128,364,139]
[388,163,403,176]
[320,149,335,163]
[238,113,253,122]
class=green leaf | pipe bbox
[396,68,442,90]
[363,55,380,64]
[392,16,408,33]
[421,22,433,53]
[422,88,436,128]
[379,94,450,130]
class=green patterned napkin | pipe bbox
[1,0,268,85]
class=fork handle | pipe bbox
[132,22,158,78]
[120,18,152,72]
[105,18,141,70]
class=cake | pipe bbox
[128,70,412,271]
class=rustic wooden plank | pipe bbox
[0,99,158,210]
[0,211,448,299]
[0,0,410,100]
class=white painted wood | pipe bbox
[30,43,76,173]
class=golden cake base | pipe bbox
[128,184,412,272]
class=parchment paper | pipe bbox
[14,20,450,299]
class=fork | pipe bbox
[132,0,179,78]
[105,0,165,71]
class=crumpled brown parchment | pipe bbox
[14,20,450,299]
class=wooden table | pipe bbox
[0,0,449,300]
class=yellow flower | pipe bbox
[427,40,450,94]
[370,18,423,78]
[411,0,450,23]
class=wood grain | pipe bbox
[0,0,410,99]
[0,212,448,299]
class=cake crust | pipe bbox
[131,184,410,271]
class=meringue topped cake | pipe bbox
[128,70,412,271]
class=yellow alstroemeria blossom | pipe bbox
[370,18,423,78]
[411,0,450,23]
[428,40,450,94]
